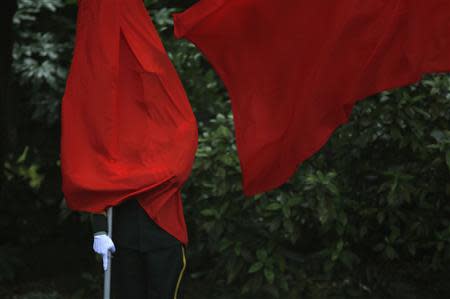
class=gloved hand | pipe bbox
[93,233,116,271]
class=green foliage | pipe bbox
[183,74,450,298]
[13,0,71,125]
[4,146,45,190]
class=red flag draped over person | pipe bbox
[60,0,198,244]
[172,0,450,196]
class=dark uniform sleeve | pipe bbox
[90,213,108,236]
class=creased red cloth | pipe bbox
[172,0,450,196]
[61,0,198,244]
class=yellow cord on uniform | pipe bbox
[173,245,187,299]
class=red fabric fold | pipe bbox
[172,0,450,196]
[61,0,198,244]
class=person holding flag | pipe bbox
[61,0,195,297]
[61,0,450,298]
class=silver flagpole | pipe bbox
[104,206,113,299]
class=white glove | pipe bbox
[93,233,116,271]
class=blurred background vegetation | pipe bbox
[1,0,450,298]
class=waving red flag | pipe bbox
[172,0,450,196]
[61,0,198,244]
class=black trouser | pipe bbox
[91,197,188,299]
[111,243,186,299]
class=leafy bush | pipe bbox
[183,74,450,298]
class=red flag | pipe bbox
[61,0,198,244]
[172,0,450,196]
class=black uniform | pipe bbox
[91,197,186,299]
